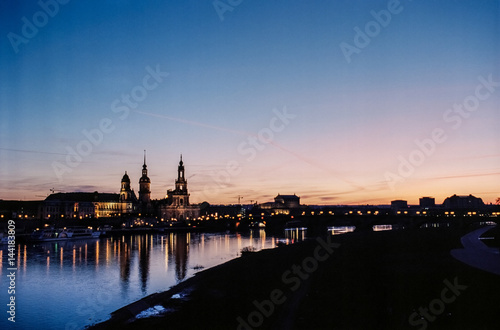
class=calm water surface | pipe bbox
[0,230,288,330]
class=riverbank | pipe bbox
[90,226,500,329]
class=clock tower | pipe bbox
[161,154,199,221]
[172,155,189,206]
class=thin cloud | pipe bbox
[134,110,251,137]
[450,154,500,161]
[134,110,359,189]
[0,147,67,156]
[320,196,339,201]
[426,171,500,181]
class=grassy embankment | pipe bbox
[91,226,500,330]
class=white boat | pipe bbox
[31,228,74,242]
[31,227,100,242]
[97,225,112,235]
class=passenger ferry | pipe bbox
[30,228,74,242]
[31,227,101,242]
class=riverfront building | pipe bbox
[41,192,132,219]
[39,153,199,220]
[259,194,303,215]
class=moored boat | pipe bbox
[30,228,74,242]
[97,225,112,236]
[30,226,101,242]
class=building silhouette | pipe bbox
[159,155,200,221]
[390,200,408,210]
[275,194,300,208]
[259,194,303,215]
[40,153,201,220]
[443,194,485,210]
[138,150,152,214]
[419,197,436,208]
[119,172,135,202]
[41,192,125,219]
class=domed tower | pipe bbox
[119,171,132,202]
[139,150,151,204]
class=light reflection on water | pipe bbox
[420,223,451,228]
[0,231,276,330]
[284,227,307,243]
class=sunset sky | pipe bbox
[1,0,499,205]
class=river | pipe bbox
[0,229,299,330]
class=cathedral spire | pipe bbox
[178,154,185,180]
[173,154,188,198]
[142,150,148,175]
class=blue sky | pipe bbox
[0,0,499,205]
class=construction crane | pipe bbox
[236,195,244,204]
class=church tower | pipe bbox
[119,171,132,202]
[175,155,188,195]
[161,154,199,221]
[139,150,151,204]
[167,155,190,207]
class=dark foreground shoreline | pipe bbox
[90,227,500,329]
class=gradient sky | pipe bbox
[0,0,499,205]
